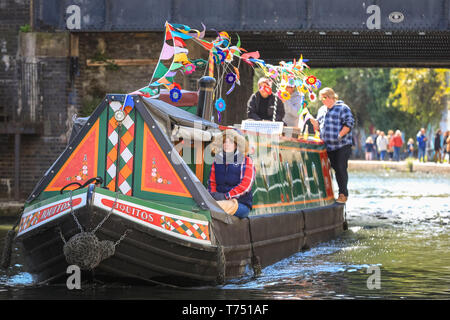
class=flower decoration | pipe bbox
[309,92,316,102]
[193,59,207,68]
[306,75,317,85]
[183,63,196,75]
[280,91,291,100]
[215,98,226,112]
[169,88,182,102]
[225,73,236,84]
[268,67,278,79]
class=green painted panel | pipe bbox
[132,110,199,208]
[245,133,334,216]
[178,106,197,115]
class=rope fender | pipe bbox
[58,191,131,271]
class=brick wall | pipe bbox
[0,17,253,200]
[0,0,30,200]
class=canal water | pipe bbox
[0,170,449,300]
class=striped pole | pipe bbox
[208,51,214,77]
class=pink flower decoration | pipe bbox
[183,63,196,75]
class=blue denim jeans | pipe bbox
[418,147,426,162]
[380,150,387,160]
[393,146,401,161]
[234,203,250,218]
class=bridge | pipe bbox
[1,0,450,201]
[32,0,450,67]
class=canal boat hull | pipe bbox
[11,92,346,286]
[16,186,344,285]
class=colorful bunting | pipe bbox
[127,21,322,125]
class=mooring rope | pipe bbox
[208,221,226,285]
[0,215,21,269]
[69,190,84,232]
[246,217,262,277]
[343,204,348,230]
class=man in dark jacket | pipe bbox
[247,77,285,123]
[433,129,442,163]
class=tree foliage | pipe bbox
[389,68,450,128]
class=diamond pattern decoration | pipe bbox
[117,109,135,196]
[160,216,210,241]
[106,105,119,191]
[105,100,135,195]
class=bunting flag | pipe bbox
[128,21,322,114]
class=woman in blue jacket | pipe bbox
[208,130,255,218]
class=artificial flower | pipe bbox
[169,88,182,102]
[215,98,226,112]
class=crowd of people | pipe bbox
[364,128,450,163]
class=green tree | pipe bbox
[389,68,450,130]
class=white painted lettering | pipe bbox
[66,5,81,30]
[367,265,381,289]
[366,5,381,30]
[66,265,81,290]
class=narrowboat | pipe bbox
[5,83,345,286]
[2,22,346,286]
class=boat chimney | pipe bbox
[196,76,216,122]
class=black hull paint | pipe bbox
[16,203,345,286]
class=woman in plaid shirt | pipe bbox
[311,88,355,204]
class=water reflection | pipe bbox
[0,170,449,299]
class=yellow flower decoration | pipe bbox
[280,91,291,100]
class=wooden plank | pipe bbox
[86,59,158,67]
[70,34,79,57]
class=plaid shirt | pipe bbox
[316,100,355,151]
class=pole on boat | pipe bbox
[196,76,216,123]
